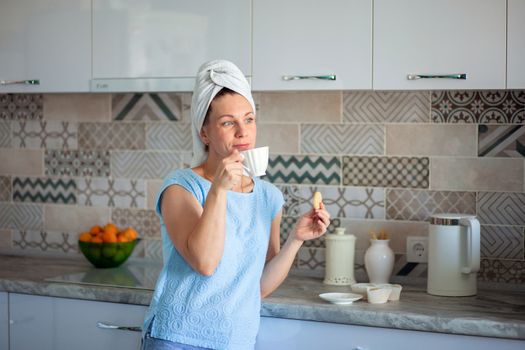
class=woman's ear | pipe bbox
[199,127,209,146]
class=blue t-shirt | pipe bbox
[143,168,284,350]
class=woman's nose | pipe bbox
[235,123,248,137]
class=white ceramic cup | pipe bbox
[240,146,269,177]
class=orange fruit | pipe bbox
[122,227,138,241]
[117,234,128,243]
[90,225,102,235]
[79,232,92,242]
[102,230,118,243]
[104,223,119,236]
[91,236,103,244]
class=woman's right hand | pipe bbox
[212,149,244,191]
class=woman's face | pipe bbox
[201,93,256,158]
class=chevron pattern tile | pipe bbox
[146,122,192,150]
[342,156,429,188]
[432,90,525,123]
[479,259,525,284]
[111,151,181,179]
[112,93,183,121]
[478,124,525,157]
[144,239,163,262]
[267,155,341,185]
[0,122,10,147]
[12,230,79,255]
[481,225,524,259]
[77,178,145,208]
[280,216,341,248]
[111,208,160,239]
[301,124,383,155]
[78,122,145,150]
[45,150,110,177]
[12,121,77,149]
[478,192,525,226]
[343,91,430,123]
[386,189,476,221]
[0,202,42,230]
[13,177,76,204]
[0,94,43,120]
[278,185,384,219]
[0,176,10,201]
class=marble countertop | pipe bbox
[0,255,524,340]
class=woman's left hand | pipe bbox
[292,202,331,242]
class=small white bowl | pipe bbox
[367,287,391,304]
[388,284,403,301]
[350,283,375,300]
[319,292,363,305]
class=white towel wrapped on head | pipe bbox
[190,60,255,167]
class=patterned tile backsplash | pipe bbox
[0,90,524,286]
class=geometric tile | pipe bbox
[278,185,385,219]
[144,239,163,262]
[431,90,525,123]
[78,122,145,150]
[386,189,476,221]
[146,122,192,150]
[111,208,160,239]
[11,230,79,255]
[0,202,43,230]
[343,91,430,123]
[0,122,10,147]
[267,155,341,185]
[301,124,384,155]
[297,247,325,274]
[0,94,43,120]
[279,216,341,248]
[0,176,10,201]
[111,151,181,179]
[481,225,524,259]
[112,93,183,121]
[77,178,145,208]
[342,156,429,188]
[478,124,525,157]
[478,259,525,284]
[45,150,111,177]
[12,121,77,149]
[478,192,525,226]
[13,177,76,204]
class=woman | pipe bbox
[142,60,330,350]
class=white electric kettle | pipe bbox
[427,213,480,296]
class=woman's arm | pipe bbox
[260,204,330,297]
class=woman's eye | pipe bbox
[222,121,234,127]
[246,117,255,124]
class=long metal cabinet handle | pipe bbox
[407,74,466,80]
[0,79,40,85]
[282,75,336,81]
[97,321,142,332]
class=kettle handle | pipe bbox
[459,217,480,274]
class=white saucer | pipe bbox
[319,292,363,305]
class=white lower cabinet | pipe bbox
[8,293,147,350]
[0,292,8,350]
[255,316,524,350]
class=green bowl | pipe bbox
[78,239,138,268]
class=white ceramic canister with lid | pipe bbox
[323,227,356,285]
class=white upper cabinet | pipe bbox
[374,0,506,90]
[508,0,525,88]
[92,0,251,92]
[0,0,91,92]
[252,0,372,91]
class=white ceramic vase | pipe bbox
[364,239,394,284]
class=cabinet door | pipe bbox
[0,0,91,93]
[92,0,251,92]
[9,293,147,350]
[508,0,525,88]
[255,317,525,350]
[253,0,372,91]
[0,292,7,350]
[374,0,506,90]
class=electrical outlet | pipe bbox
[406,236,428,263]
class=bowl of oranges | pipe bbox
[78,223,139,268]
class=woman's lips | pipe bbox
[234,144,250,150]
